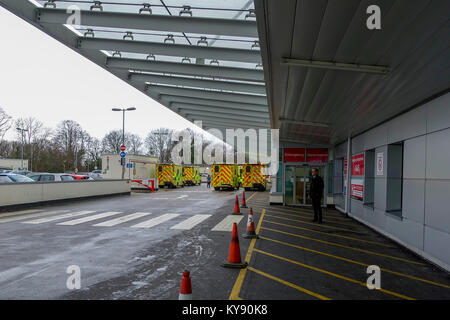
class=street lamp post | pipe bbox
[112,107,136,179]
[16,127,28,170]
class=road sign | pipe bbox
[120,157,125,165]
[120,151,126,158]
[120,145,126,152]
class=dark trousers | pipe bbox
[207,182,210,188]
[312,197,322,222]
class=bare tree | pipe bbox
[144,128,174,162]
[15,117,44,171]
[101,130,124,154]
[128,133,143,155]
[0,107,12,141]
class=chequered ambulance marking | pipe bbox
[170,214,211,230]
[211,215,244,231]
[93,212,153,227]
[23,211,95,224]
[57,211,122,226]
[131,213,180,228]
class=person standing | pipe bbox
[309,168,324,223]
[206,174,211,188]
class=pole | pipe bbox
[20,130,24,169]
[122,109,125,179]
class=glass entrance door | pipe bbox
[285,166,295,205]
[285,165,326,206]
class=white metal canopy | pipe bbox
[1,0,269,131]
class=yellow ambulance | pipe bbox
[211,164,239,191]
[156,163,184,188]
[242,163,267,191]
[183,166,201,186]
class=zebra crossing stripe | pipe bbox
[0,210,69,224]
[57,211,122,226]
[131,213,179,228]
[0,209,43,218]
[93,212,153,227]
[23,211,95,224]
[170,214,211,230]
[211,215,244,231]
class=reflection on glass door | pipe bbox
[285,166,295,205]
[305,166,325,205]
[295,167,305,205]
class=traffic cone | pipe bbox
[222,223,248,268]
[179,270,192,300]
[232,195,242,215]
[241,191,248,208]
[243,208,258,239]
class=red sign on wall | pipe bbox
[306,148,329,162]
[344,157,348,175]
[351,153,365,176]
[351,183,364,200]
[284,148,305,162]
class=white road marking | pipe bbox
[57,211,122,226]
[93,212,153,227]
[211,215,244,231]
[170,214,211,230]
[0,209,43,218]
[0,210,69,224]
[177,195,188,199]
[131,213,179,228]
[23,211,95,224]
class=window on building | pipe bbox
[364,149,375,209]
[386,142,404,217]
[333,158,344,195]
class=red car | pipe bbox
[70,174,93,181]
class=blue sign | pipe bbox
[120,151,126,158]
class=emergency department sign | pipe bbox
[351,153,365,200]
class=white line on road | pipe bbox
[131,213,179,228]
[170,214,211,230]
[211,215,244,231]
[0,210,69,224]
[177,195,188,199]
[0,209,44,218]
[93,212,153,227]
[23,211,96,224]
[57,211,122,226]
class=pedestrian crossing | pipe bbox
[0,209,244,232]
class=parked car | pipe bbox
[29,173,75,182]
[70,174,94,181]
[11,170,34,177]
[90,170,103,179]
[0,173,35,183]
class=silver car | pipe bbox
[28,173,75,182]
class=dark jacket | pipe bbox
[310,175,324,199]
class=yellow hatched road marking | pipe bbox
[229,209,265,300]
[261,225,425,266]
[247,266,331,300]
[248,202,345,219]
[260,236,450,290]
[253,248,415,300]
[252,205,363,225]
[263,215,391,248]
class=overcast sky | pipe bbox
[0,6,204,142]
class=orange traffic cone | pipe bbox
[222,222,248,268]
[241,191,248,208]
[232,195,242,215]
[179,270,192,300]
[243,208,258,239]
